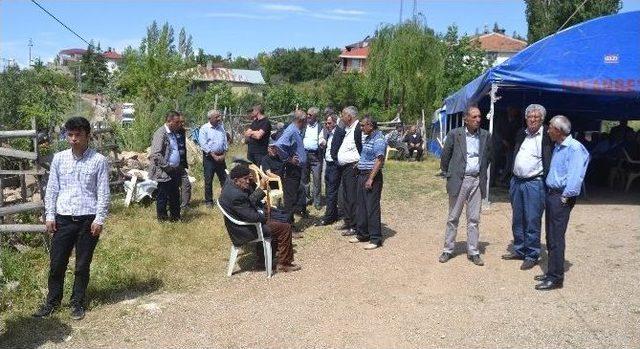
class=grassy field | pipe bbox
[0,145,442,341]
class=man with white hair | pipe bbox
[501,104,553,270]
[333,106,362,236]
[199,109,228,208]
[535,115,589,291]
[302,107,324,210]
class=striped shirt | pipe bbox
[357,130,387,170]
[45,148,110,224]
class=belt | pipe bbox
[56,214,95,222]
[513,175,542,182]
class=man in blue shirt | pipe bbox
[535,115,590,291]
[349,115,387,250]
[199,109,229,208]
[301,107,324,210]
[273,110,307,223]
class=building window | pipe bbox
[351,59,361,71]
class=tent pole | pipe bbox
[484,83,499,207]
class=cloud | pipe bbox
[311,13,363,22]
[331,9,366,16]
[201,12,281,20]
[261,4,308,13]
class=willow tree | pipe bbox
[365,19,445,121]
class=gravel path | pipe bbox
[39,186,640,348]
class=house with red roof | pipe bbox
[340,36,371,73]
[57,48,123,73]
[471,32,527,66]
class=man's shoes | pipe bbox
[438,252,453,263]
[316,219,335,227]
[341,228,356,236]
[363,243,381,250]
[501,253,524,260]
[468,254,484,266]
[534,274,548,281]
[348,236,368,243]
[32,303,56,318]
[520,259,538,270]
[292,232,304,239]
[70,304,85,320]
[535,279,563,291]
[338,223,350,230]
[277,263,302,273]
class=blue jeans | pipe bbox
[509,177,544,261]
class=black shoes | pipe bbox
[338,223,350,230]
[534,274,548,281]
[341,228,356,236]
[32,303,56,318]
[468,254,484,266]
[438,252,453,263]
[70,304,85,320]
[501,253,524,260]
[316,219,336,227]
[535,279,563,291]
[520,259,538,270]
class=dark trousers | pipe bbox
[156,173,181,221]
[339,163,358,229]
[203,152,227,204]
[282,163,303,221]
[46,215,99,307]
[545,190,574,282]
[323,161,341,222]
[356,172,384,245]
[247,151,267,166]
[256,220,295,266]
[408,146,424,160]
[302,151,323,207]
[509,177,544,261]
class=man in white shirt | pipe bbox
[334,106,362,236]
[317,113,339,225]
[302,107,323,210]
[501,104,553,270]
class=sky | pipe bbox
[2,0,640,67]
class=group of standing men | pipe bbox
[438,104,590,290]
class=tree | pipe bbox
[178,27,194,60]
[80,42,109,93]
[441,25,491,97]
[365,19,445,121]
[525,0,621,43]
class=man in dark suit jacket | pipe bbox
[219,165,301,273]
[501,104,554,270]
[439,106,492,266]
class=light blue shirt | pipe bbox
[303,122,320,151]
[358,130,387,170]
[165,125,180,167]
[274,123,307,165]
[546,135,590,197]
[199,121,228,154]
[45,148,110,224]
[465,128,480,175]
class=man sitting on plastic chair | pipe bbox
[219,164,301,273]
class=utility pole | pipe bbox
[28,38,33,66]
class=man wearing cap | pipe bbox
[219,165,300,273]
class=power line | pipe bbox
[30,0,91,46]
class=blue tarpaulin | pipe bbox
[444,11,640,121]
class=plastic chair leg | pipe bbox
[263,239,273,278]
[227,245,239,277]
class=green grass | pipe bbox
[0,145,444,345]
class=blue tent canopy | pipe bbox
[445,11,640,121]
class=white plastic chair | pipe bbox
[622,149,640,192]
[216,200,273,278]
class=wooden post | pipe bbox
[19,162,27,201]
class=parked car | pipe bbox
[121,103,135,126]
